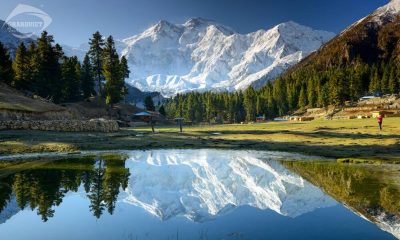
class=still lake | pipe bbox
[0,149,399,240]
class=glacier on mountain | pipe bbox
[0,17,334,96]
[120,18,334,96]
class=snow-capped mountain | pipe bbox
[120,18,334,96]
[0,19,84,60]
[372,0,400,22]
[0,20,33,57]
[342,0,400,35]
[61,44,87,60]
[0,17,333,96]
[120,149,337,221]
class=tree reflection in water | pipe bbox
[0,154,130,221]
[283,161,400,233]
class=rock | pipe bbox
[0,119,119,132]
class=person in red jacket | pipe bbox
[377,114,384,131]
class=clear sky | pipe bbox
[0,0,390,47]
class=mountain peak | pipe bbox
[182,17,235,36]
[270,21,333,46]
[373,0,400,18]
[273,21,317,33]
[276,21,302,28]
[154,20,177,30]
[156,19,173,26]
[184,17,215,27]
[119,18,333,96]
[147,20,183,36]
[388,0,400,10]
[0,16,333,96]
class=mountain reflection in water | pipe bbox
[0,150,398,240]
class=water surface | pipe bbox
[0,149,398,240]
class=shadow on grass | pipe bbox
[190,129,400,140]
[1,129,399,161]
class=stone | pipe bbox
[0,119,119,132]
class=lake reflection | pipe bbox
[0,150,398,240]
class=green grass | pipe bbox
[0,117,399,162]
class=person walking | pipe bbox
[377,113,384,131]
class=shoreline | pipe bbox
[0,117,399,164]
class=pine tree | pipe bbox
[318,84,329,108]
[184,93,195,122]
[0,176,14,212]
[256,96,267,116]
[88,31,105,95]
[381,63,390,93]
[159,105,166,116]
[273,78,288,116]
[329,71,347,106]
[102,36,124,105]
[286,80,298,111]
[244,86,256,121]
[52,44,65,103]
[12,43,29,89]
[33,32,64,103]
[350,64,364,100]
[144,96,155,111]
[0,42,14,85]
[298,85,307,109]
[119,56,130,100]
[81,54,95,99]
[260,82,275,118]
[205,94,214,122]
[307,78,317,107]
[61,56,81,102]
[388,63,399,94]
[27,43,40,92]
[369,65,381,94]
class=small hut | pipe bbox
[256,116,266,123]
[133,111,156,132]
[133,112,153,122]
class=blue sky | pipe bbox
[0,0,389,47]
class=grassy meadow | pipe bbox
[0,117,399,163]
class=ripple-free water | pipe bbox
[0,149,398,240]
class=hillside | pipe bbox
[242,0,400,118]
[0,83,72,120]
[287,0,400,72]
[0,83,142,123]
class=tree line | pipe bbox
[0,31,129,105]
[1,29,399,120]
[164,60,400,123]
